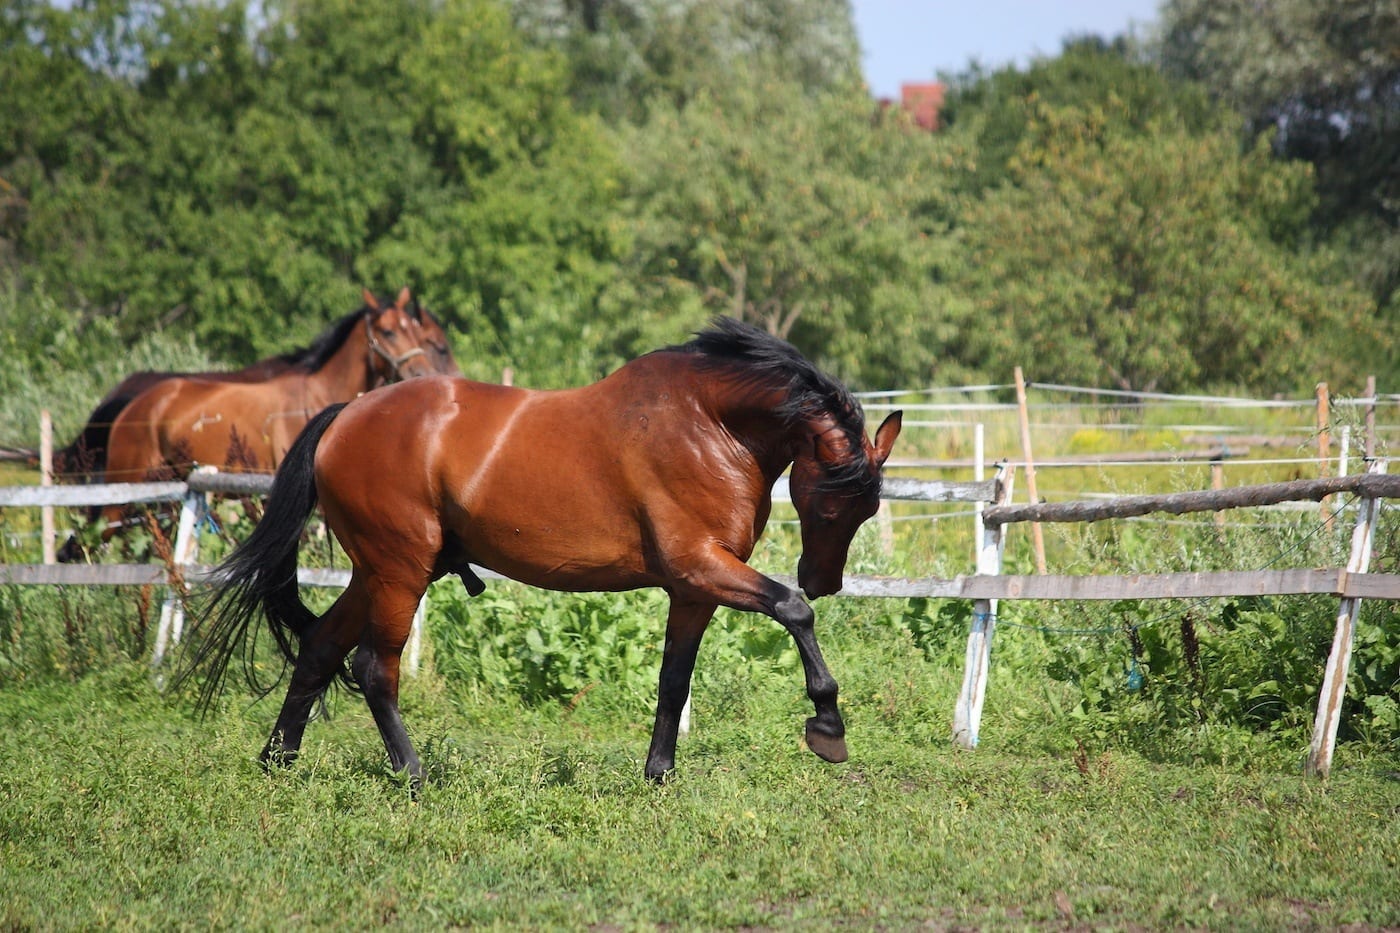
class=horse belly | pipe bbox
[445,475,654,593]
[439,408,655,591]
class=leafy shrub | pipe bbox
[1067,428,1116,455]
[425,581,798,717]
[0,585,158,686]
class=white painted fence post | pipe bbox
[152,467,214,669]
[972,422,985,560]
[405,596,426,676]
[1306,458,1387,777]
[678,690,692,738]
[954,464,1013,748]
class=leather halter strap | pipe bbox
[365,315,426,383]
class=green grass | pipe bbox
[2,651,1398,930]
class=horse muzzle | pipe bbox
[797,556,843,600]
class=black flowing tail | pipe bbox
[55,395,133,483]
[177,403,349,714]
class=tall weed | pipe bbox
[1026,503,1400,763]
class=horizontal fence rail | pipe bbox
[983,472,1400,527]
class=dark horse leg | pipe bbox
[263,571,428,783]
[645,599,715,781]
[261,594,360,769]
[770,589,847,764]
[348,578,428,784]
[667,548,847,770]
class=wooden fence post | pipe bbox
[1306,458,1387,778]
[1210,457,1226,535]
[152,468,213,670]
[1014,368,1046,574]
[954,464,1014,749]
[972,423,986,563]
[1364,375,1376,459]
[405,597,426,676]
[1317,382,1332,530]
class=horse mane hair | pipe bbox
[672,317,878,494]
[278,307,369,372]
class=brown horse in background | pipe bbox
[185,318,902,784]
[55,288,458,482]
[61,289,456,559]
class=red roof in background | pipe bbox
[900,82,945,131]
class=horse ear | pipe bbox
[395,286,411,312]
[362,287,380,312]
[409,295,423,323]
[872,411,902,467]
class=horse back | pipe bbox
[108,376,297,478]
[104,378,188,481]
[311,365,772,592]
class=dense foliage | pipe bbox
[1158,0,1400,314]
[2,0,1396,448]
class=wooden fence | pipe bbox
[2,462,1397,778]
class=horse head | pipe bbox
[360,287,457,384]
[416,304,462,376]
[788,410,902,598]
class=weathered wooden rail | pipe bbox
[982,472,1400,526]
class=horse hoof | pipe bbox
[804,723,848,763]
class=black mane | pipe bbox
[673,318,877,493]
[280,308,368,371]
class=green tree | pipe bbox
[0,1,143,280]
[613,74,963,388]
[941,37,1224,201]
[1157,0,1400,311]
[952,95,1380,393]
[376,0,628,386]
[1,0,626,382]
[510,0,861,123]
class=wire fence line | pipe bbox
[857,380,1398,409]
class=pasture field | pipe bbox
[2,638,1399,930]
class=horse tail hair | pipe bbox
[177,403,349,715]
[55,395,133,483]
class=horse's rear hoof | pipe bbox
[644,757,676,784]
[804,722,848,763]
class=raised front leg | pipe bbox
[645,600,716,781]
[667,547,847,767]
[772,591,847,763]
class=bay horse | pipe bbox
[186,318,901,783]
[64,289,456,558]
[55,288,457,482]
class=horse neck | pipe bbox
[704,377,809,483]
[297,321,377,403]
